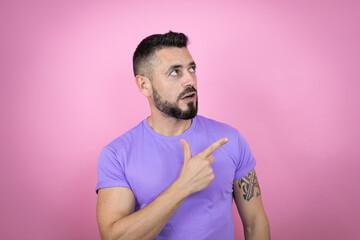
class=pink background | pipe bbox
[1,0,359,239]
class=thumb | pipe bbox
[180,139,192,161]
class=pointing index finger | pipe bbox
[202,137,228,157]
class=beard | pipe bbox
[152,85,198,120]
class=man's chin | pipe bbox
[178,108,198,120]
[182,111,197,119]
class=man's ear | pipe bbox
[135,75,152,98]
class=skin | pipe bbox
[97,47,270,239]
[137,47,198,136]
[234,169,270,239]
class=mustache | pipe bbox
[177,87,197,101]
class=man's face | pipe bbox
[150,47,198,120]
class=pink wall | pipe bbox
[1,0,359,239]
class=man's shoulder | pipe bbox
[104,119,145,151]
[196,115,239,134]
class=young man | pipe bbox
[96,31,270,240]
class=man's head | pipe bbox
[133,31,189,79]
[133,31,198,120]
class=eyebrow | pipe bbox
[166,61,196,75]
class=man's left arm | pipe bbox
[233,168,270,240]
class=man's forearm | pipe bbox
[244,215,270,240]
[103,179,188,240]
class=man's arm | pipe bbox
[233,169,270,240]
[97,181,187,240]
[96,138,228,240]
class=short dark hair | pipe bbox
[133,31,189,78]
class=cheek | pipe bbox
[157,80,183,102]
[166,86,182,101]
[162,89,178,102]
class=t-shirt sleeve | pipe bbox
[234,132,257,181]
[96,145,131,193]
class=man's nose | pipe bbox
[182,70,196,88]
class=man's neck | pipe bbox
[147,113,193,137]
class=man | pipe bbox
[96,31,270,240]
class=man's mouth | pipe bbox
[181,92,196,100]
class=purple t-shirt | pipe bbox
[96,115,256,239]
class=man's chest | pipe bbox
[123,142,236,209]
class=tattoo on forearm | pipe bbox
[238,169,261,201]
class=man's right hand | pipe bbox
[177,138,228,195]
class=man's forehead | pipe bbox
[155,47,194,66]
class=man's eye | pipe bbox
[170,70,179,76]
[189,67,196,73]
